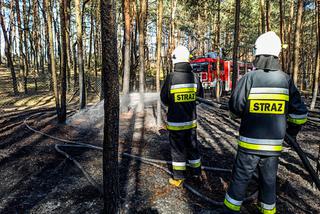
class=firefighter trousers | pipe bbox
[169,128,201,179]
[223,150,278,213]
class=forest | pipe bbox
[0,0,319,213]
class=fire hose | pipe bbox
[23,112,258,207]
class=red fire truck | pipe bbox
[190,55,253,95]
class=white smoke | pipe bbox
[67,92,160,131]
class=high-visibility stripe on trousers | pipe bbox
[258,202,276,214]
[287,113,308,125]
[167,120,197,131]
[169,128,201,179]
[223,150,278,213]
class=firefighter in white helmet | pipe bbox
[222,32,307,213]
[161,46,204,187]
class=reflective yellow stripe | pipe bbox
[248,94,289,101]
[189,162,201,168]
[167,123,197,131]
[287,117,307,125]
[258,207,276,214]
[224,198,241,211]
[238,141,282,151]
[170,87,197,94]
[172,165,186,170]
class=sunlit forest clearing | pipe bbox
[0,0,319,213]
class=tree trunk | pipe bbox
[33,0,40,91]
[75,0,86,109]
[259,0,266,33]
[42,0,53,91]
[94,19,98,83]
[66,0,72,90]
[266,0,271,31]
[44,0,60,117]
[101,0,120,213]
[279,0,285,71]
[0,0,19,95]
[0,28,2,65]
[15,0,27,94]
[310,1,320,110]
[130,16,137,92]
[170,0,177,52]
[59,0,68,123]
[292,0,304,86]
[138,0,147,112]
[73,42,78,91]
[156,0,163,127]
[215,0,221,102]
[232,0,241,91]
[22,0,30,93]
[287,0,295,76]
[122,0,131,96]
[167,0,177,73]
[88,1,94,69]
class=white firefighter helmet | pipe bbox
[172,46,190,64]
[254,31,281,57]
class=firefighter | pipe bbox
[222,32,308,213]
[160,45,204,187]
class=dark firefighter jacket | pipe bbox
[229,56,308,156]
[161,62,204,131]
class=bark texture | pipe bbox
[101,0,120,213]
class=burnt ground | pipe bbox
[0,97,319,214]
[1,68,320,213]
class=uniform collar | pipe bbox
[253,55,281,71]
[174,62,192,73]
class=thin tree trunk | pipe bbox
[292,0,304,86]
[279,0,285,71]
[122,0,131,96]
[138,0,147,112]
[66,0,72,90]
[15,0,27,94]
[311,1,320,110]
[216,0,221,102]
[101,0,119,212]
[0,28,2,65]
[259,0,266,33]
[287,0,295,76]
[73,42,78,91]
[42,0,53,91]
[156,0,163,127]
[0,0,19,95]
[88,0,94,69]
[44,0,60,117]
[75,0,86,109]
[94,20,98,81]
[130,18,137,92]
[232,0,241,91]
[59,0,67,123]
[170,0,177,52]
[266,0,271,31]
[22,0,30,93]
[167,0,177,73]
[33,0,40,91]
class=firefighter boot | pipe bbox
[169,178,184,187]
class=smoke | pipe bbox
[67,92,160,131]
